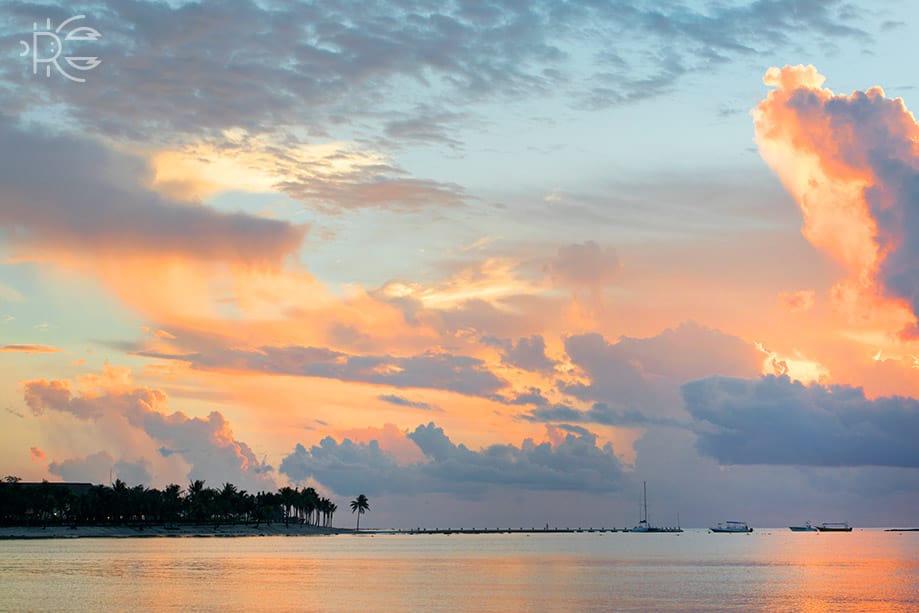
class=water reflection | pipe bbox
[1,530,917,612]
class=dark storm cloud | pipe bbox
[279,421,626,496]
[683,375,919,468]
[0,0,870,140]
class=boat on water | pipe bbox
[628,481,682,533]
[789,521,817,532]
[816,522,852,532]
[710,520,752,533]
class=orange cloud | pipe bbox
[778,290,816,313]
[30,446,45,462]
[756,341,829,385]
[754,65,919,336]
[334,424,426,464]
[22,366,274,490]
[0,344,61,353]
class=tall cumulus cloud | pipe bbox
[754,65,919,335]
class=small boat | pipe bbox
[816,522,852,532]
[789,521,817,532]
[628,481,683,533]
[710,520,752,533]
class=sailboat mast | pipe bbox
[643,480,648,524]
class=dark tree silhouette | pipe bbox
[350,494,370,531]
[0,477,341,531]
[278,486,297,527]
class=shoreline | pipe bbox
[0,524,350,540]
[0,526,621,539]
[3,525,916,540]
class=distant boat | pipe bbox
[789,521,817,532]
[816,522,852,532]
[710,520,752,533]
[628,481,682,533]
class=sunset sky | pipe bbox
[2,0,919,529]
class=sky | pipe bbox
[2,0,919,529]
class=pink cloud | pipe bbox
[335,424,426,464]
[22,368,274,490]
[778,290,816,313]
[754,65,919,335]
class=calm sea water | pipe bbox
[2,529,917,612]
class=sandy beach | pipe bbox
[0,524,349,539]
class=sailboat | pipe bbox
[628,481,682,533]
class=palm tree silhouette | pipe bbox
[279,486,297,527]
[350,494,369,531]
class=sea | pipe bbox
[2,529,917,612]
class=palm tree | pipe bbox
[350,494,369,531]
[279,487,297,526]
[162,484,182,524]
[301,487,319,525]
[218,482,239,523]
[187,479,208,523]
[320,500,338,528]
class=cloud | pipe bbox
[29,446,45,462]
[112,458,153,486]
[482,334,556,373]
[382,106,467,148]
[0,118,305,265]
[506,387,550,406]
[276,168,464,214]
[279,422,626,496]
[778,290,816,313]
[0,344,61,353]
[561,322,762,421]
[334,423,426,464]
[23,369,274,489]
[380,257,549,312]
[522,402,686,428]
[377,394,441,412]
[754,65,919,334]
[545,241,620,288]
[49,451,115,483]
[47,451,149,485]
[0,1,871,147]
[683,375,919,468]
[140,344,508,397]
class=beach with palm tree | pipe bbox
[350,494,370,531]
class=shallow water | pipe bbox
[2,529,917,611]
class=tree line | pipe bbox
[0,476,343,529]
